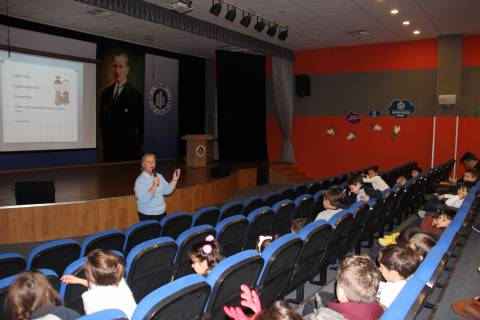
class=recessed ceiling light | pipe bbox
[390,9,399,15]
[402,20,410,25]
[413,30,421,35]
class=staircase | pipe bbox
[269,163,313,184]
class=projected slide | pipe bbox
[1,59,78,143]
[0,50,96,152]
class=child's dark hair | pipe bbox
[378,245,422,279]
[461,151,477,163]
[85,249,125,287]
[4,270,62,320]
[324,189,344,208]
[291,218,309,234]
[465,169,479,180]
[189,236,224,271]
[255,301,302,320]
[412,166,422,173]
[346,175,363,187]
[436,208,456,221]
[368,165,380,174]
[408,233,436,257]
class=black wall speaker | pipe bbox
[295,74,311,98]
[15,181,55,205]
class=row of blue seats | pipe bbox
[381,179,479,319]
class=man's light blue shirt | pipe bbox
[134,171,174,215]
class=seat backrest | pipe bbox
[77,309,127,320]
[262,192,283,208]
[311,190,326,219]
[257,234,303,305]
[38,268,61,292]
[123,220,161,254]
[292,194,314,220]
[244,207,274,250]
[280,187,295,200]
[192,206,220,227]
[293,184,308,199]
[286,220,332,294]
[242,197,264,216]
[132,274,210,320]
[271,200,296,236]
[80,229,126,257]
[160,212,193,240]
[60,257,88,315]
[0,253,26,279]
[125,237,178,302]
[205,250,264,320]
[320,212,354,267]
[173,225,216,280]
[219,201,244,222]
[215,215,249,257]
[306,182,321,195]
[28,239,81,276]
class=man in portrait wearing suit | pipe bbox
[100,52,144,162]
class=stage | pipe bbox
[0,161,266,244]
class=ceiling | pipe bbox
[0,0,479,58]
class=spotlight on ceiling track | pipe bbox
[240,11,252,27]
[210,0,222,16]
[278,28,288,41]
[254,18,266,32]
[266,23,277,37]
[225,5,236,22]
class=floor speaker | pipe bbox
[15,181,55,205]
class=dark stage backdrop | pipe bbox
[216,50,267,162]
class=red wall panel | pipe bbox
[463,35,480,67]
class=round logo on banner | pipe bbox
[148,83,172,115]
[196,145,206,158]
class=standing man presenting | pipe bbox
[100,52,144,162]
[134,153,181,222]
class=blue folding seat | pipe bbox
[292,194,314,220]
[132,274,210,320]
[173,225,216,279]
[271,199,295,236]
[218,201,244,222]
[284,220,332,302]
[39,268,61,292]
[123,220,161,254]
[126,237,177,302]
[315,211,353,285]
[0,252,26,279]
[279,187,295,200]
[205,250,264,320]
[60,257,88,315]
[414,246,447,288]
[80,229,125,257]
[262,192,283,208]
[215,215,248,257]
[242,196,264,216]
[311,190,326,219]
[192,206,220,227]
[244,207,274,250]
[256,234,303,305]
[342,202,370,256]
[292,184,308,199]
[306,181,321,195]
[28,239,81,275]
[77,309,127,320]
[160,212,192,240]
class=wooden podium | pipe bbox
[182,134,213,168]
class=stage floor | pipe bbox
[0,160,265,207]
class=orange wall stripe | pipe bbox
[463,35,480,67]
[294,39,438,75]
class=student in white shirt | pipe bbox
[363,165,390,192]
[439,183,470,209]
[315,189,344,221]
[377,245,422,308]
[61,249,137,319]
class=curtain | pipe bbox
[272,56,295,163]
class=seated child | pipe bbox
[408,232,437,258]
[304,255,384,320]
[420,208,455,235]
[343,175,370,207]
[60,249,137,319]
[391,175,408,192]
[291,217,309,234]
[377,245,422,308]
[315,189,343,221]
[411,166,422,179]
[435,168,478,194]
[363,166,390,192]
[423,183,471,213]
[189,235,224,276]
